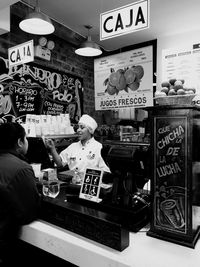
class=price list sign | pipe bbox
[79,168,103,202]
[8,82,44,116]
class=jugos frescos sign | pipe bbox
[0,56,83,124]
[94,42,154,110]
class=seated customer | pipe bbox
[46,114,110,183]
[0,122,41,265]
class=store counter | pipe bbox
[20,219,200,267]
[19,178,200,266]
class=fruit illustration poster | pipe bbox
[94,45,153,110]
[162,43,200,95]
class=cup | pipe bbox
[31,163,41,178]
[42,181,60,198]
[160,199,185,229]
[71,171,83,185]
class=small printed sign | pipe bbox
[34,45,51,61]
[8,40,34,67]
[100,0,149,40]
[79,168,103,202]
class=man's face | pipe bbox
[20,135,29,155]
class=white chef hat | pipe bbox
[78,114,98,134]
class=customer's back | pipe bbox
[0,122,41,265]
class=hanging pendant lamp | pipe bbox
[19,0,55,35]
[75,25,102,57]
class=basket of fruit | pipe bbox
[155,94,196,106]
[155,78,196,106]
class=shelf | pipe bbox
[43,134,78,139]
[103,140,150,147]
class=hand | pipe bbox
[45,138,55,151]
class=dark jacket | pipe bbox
[0,151,41,245]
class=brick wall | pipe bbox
[0,2,119,126]
[0,2,104,121]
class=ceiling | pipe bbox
[20,0,200,52]
[0,0,18,9]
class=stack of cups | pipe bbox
[24,113,74,136]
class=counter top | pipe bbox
[20,219,200,267]
[103,140,150,147]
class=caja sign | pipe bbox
[100,0,149,40]
[8,40,34,67]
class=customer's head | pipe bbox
[0,122,28,155]
[77,114,98,141]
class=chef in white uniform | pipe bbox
[46,114,110,182]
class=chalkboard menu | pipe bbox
[154,116,187,233]
[147,106,200,248]
[8,81,44,116]
[0,56,83,123]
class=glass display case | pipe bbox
[146,105,200,248]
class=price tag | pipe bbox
[79,168,103,202]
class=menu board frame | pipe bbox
[162,42,200,93]
[0,55,83,124]
[147,106,200,248]
[94,39,157,110]
[153,116,188,234]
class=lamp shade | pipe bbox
[19,7,55,35]
[75,35,102,57]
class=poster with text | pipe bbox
[162,43,200,104]
[79,168,103,203]
[0,56,83,124]
[94,45,153,110]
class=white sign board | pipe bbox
[94,45,153,110]
[79,168,103,203]
[100,0,149,40]
[162,42,200,105]
[8,40,34,67]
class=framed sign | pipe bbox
[94,39,157,110]
[8,40,34,67]
[147,106,200,248]
[0,56,83,124]
[162,42,200,106]
[153,116,187,234]
[100,0,149,40]
[79,168,103,202]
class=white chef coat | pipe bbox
[59,137,110,173]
